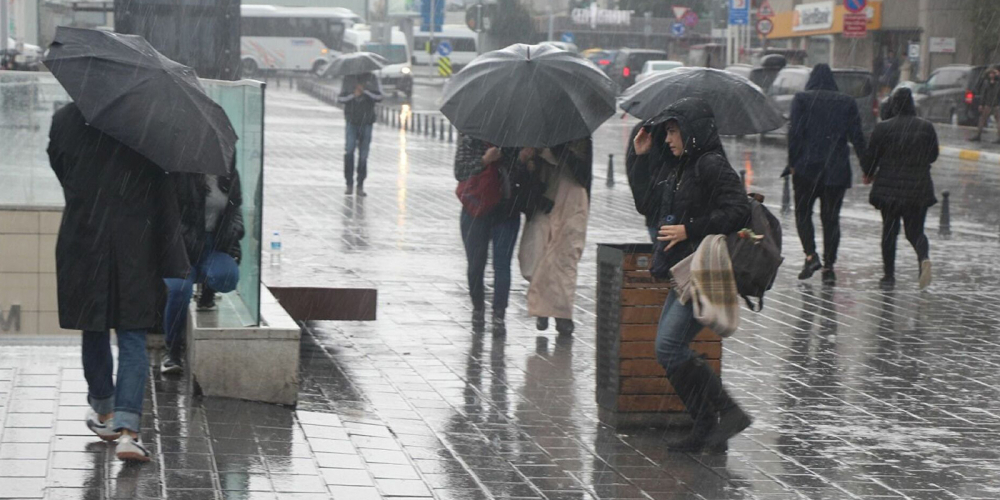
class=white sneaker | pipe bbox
[115,434,151,462]
[85,409,120,441]
[919,259,932,290]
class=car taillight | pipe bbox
[873,99,879,118]
[623,67,631,78]
[598,59,610,66]
[965,90,975,105]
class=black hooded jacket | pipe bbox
[788,64,867,188]
[862,88,938,210]
[632,98,749,273]
[626,121,673,228]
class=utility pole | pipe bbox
[429,0,436,70]
[1,0,9,56]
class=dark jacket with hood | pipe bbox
[338,73,383,125]
[47,103,189,331]
[631,98,750,273]
[626,121,673,228]
[979,70,1000,108]
[173,168,245,264]
[788,64,867,188]
[862,88,938,210]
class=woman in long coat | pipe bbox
[518,137,592,336]
[862,87,938,289]
[48,103,188,461]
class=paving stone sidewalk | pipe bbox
[3,87,1000,500]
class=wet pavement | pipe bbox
[4,86,1000,499]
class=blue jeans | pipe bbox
[163,238,240,360]
[82,329,147,433]
[655,291,704,377]
[460,210,521,315]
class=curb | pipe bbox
[939,146,1000,165]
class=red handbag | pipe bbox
[456,162,502,217]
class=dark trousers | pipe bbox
[345,123,372,186]
[460,210,520,316]
[880,207,930,277]
[794,175,846,266]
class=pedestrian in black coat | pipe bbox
[862,88,936,289]
[626,121,673,241]
[787,63,867,284]
[338,72,383,196]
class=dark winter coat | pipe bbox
[862,88,938,210]
[338,73,383,125]
[47,103,189,332]
[633,98,750,271]
[788,64,867,188]
[626,121,673,228]
[979,72,1000,108]
[173,169,245,263]
[454,135,546,219]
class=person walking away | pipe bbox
[161,170,244,374]
[788,64,867,285]
[626,121,673,242]
[518,138,592,336]
[632,98,751,451]
[455,135,529,336]
[862,88,937,289]
[47,103,189,462]
[878,51,901,97]
[338,72,383,196]
[970,66,1000,143]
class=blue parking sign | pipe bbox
[728,0,749,25]
[671,23,685,37]
[561,32,575,44]
[437,40,452,57]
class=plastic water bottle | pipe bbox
[270,231,282,267]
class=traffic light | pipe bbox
[465,3,495,32]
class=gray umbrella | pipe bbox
[440,43,616,148]
[43,27,237,175]
[324,52,387,78]
[619,67,785,135]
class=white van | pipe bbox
[343,27,414,97]
[412,25,478,69]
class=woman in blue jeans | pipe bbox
[162,171,244,374]
[632,98,752,451]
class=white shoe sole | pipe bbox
[116,439,151,462]
[919,260,932,290]
[86,415,121,442]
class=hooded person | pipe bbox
[337,72,383,196]
[862,88,937,289]
[626,121,674,242]
[632,98,751,452]
[787,63,867,285]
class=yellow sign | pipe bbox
[438,56,452,77]
[767,0,881,39]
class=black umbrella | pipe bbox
[440,43,616,148]
[43,27,237,175]
[619,67,784,136]
[324,52,387,78]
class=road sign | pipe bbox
[671,22,685,37]
[681,10,699,28]
[672,6,688,20]
[437,40,452,56]
[844,0,866,14]
[758,0,775,18]
[843,12,866,38]
[908,43,920,61]
[756,17,774,36]
[420,0,444,32]
[728,0,749,25]
[437,56,452,77]
[561,32,575,44]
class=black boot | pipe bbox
[344,154,355,194]
[666,358,718,452]
[555,318,574,336]
[690,358,752,448]
[536,317,549,331]
[798,254,822,280]
[357,159,368,197]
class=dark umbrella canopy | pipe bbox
[440,43,616,148]
[43,27,237,175]
[619,67,784,136]
[324,52,386,77]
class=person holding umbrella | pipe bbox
[330,53,386,196]
[632,98,752,451]
[44,27,237,462]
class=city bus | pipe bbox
[240,4,361,76]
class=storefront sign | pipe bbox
[929,37,956,54]
[572,3,633,28]
[842,12,867,38]
[793,1,834,32]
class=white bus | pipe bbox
[240,4,361,75]
[412,25,478,69]
[343,27,414,97]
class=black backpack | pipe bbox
[727,193,784,311]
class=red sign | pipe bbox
[758,0,775,18]
[681,10,699,28]
[756,17,774,36]
[843,12,867,38]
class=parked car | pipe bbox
[916,64,995,126]
[584,49,617,75]
[610,48,669,91]
[635,60,684,84]
[767,65,878,135]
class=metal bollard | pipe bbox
[448,123,454,143]
[417,114,422,133]
[392,110,397,128]
[781,175,791,215]
[424,115,430,136]
[432,117,437,138]
[939,191,951,238]
[740,169,747,188]
[606,154,615,187]
[439,118,445,141]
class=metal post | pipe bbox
[1,0,8,56]
[606,154,614,187]
[939,191,951,238]
[439,118,445,140]
[740,169,746,187]
[416,113,421,133]
[432,117,437,138]
[448,123,454,143]
[781,175,791,215]
[392,110,397,128]
[424,115,430,136]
